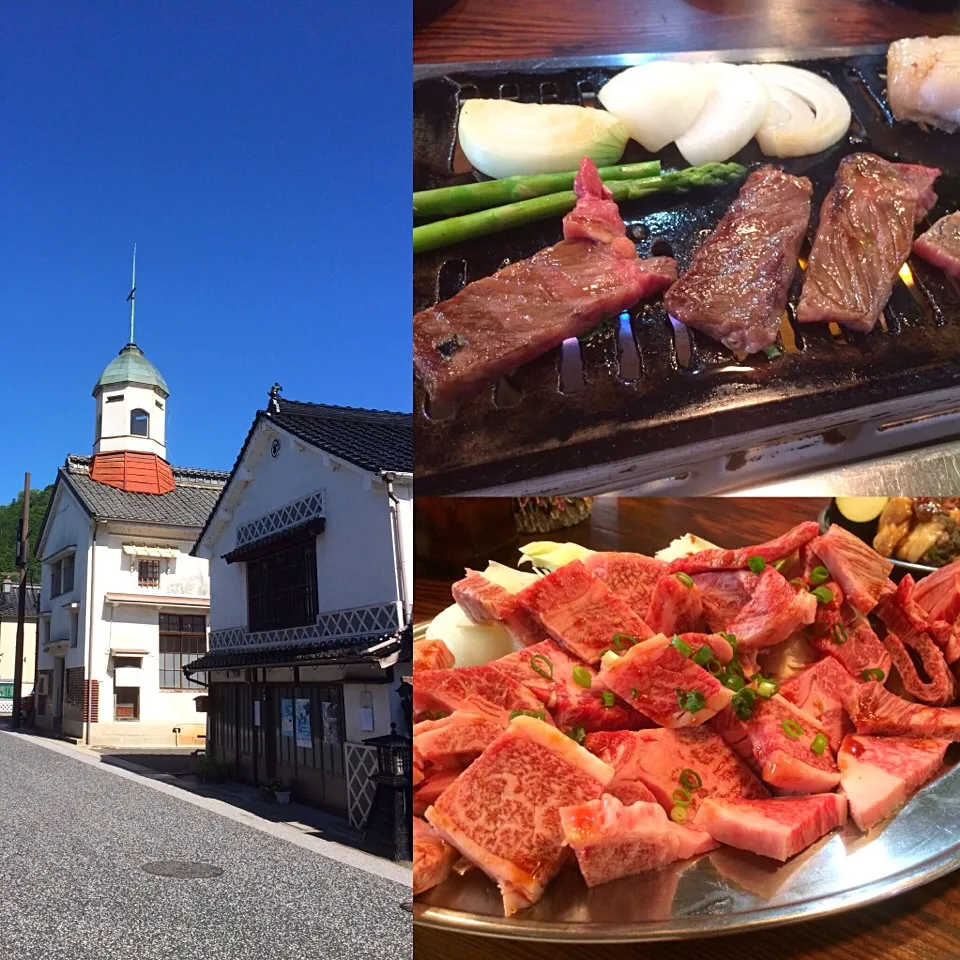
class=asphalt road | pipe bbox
[0,730,411,960]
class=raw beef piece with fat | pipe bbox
[414,817,459,895]
[559,795,706,888]
[584,552,667,615]
[854,682,960,739]
[425,716,614,916]
[780,657,860,751]
[745,694,841,793]
[665,522,820,576]
[413,159,678,403]
[414,638,456,673]
[645,574,704,635]
[913,559,960,624]
[693,570,759,632]
[414,767,462,817]
[663,166,812,357]
[796,153,939,332]
[516,560,654,665]
[598,634,733,728]
[414,664,551,727]
[452,570,544,647]
[413,712,504,770]
[914,211,960,278]
[725,568,817,651]
[809,524,894,615]
[838,734,948,831]
[876,575,955,706]
[693,793,848,861]
[493,639,652,733]
[808,605,891,679]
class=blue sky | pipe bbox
[0,2,411,502]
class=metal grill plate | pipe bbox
[414,47,960,495]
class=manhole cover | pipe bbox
[141,860,224,879]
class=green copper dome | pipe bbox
[93,343,169,396]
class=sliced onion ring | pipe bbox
[747,63,852,158]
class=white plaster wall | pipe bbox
[205,423,412,634]
[95,381,166,458]
[343,681,399,743]
[0,619,37,686]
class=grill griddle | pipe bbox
[414,47,960,495]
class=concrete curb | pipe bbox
[4,729,411,889]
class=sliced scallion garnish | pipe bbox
[789,578,807,589]
[671,635,692,658]
[675,688,706,714]
[510,709,547,722]
[810,566,830,585]
[862,668,886,682]
[832,623,848,645]
[676,572,695,588]
[810,732,828,755]
[733,687,756,720]
[529,653,554,681]
[631,687,638,699]
[719,632,738,652]
[679,768,703,791]
[601,690,615,707]
[572,666,592,689]
[670,805,688,824]
[773,558,788,572]
[812,586,835,604]
[747,555,766,574]
[723,673,746,693]
[692,646,715,668]
[756,678,779,699]
[672,787,692,806]
[782,719,804,739]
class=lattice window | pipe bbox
[345,743,379,828]
[235,491,325,547]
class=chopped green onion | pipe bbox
[631,688,638,700]
[671,635,692,657]
[790,578,807,589]
[782,719,804,739]
[756,679,780,699]
[675,688,706,714]
[679,768,703,791]
[529,653,554,681]
[748,555,766,574]
[612,632,636,648]
[723,673,746,693]
[566,726,586,745]
[764,344,782,359]
[812,586,835,604]
[672,787,692,806]
[670,805,688,824]
[719,632,738,652]
[572,666,592,689]
[676,572,695,588]
[832,623,848,644]
[692,646,715,667]
[733,687,756,720]
[707,660,723,676]
[601,690,615,707]
[773,558,788,572]
[810,732,828,755]
[862,668,886,682]
[728,659,746,678]
[510,709,547,722]
[810,566,830,585]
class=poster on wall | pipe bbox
[322,701,340,745]
[253,700,261,727]
[295,698,312,748]
[281,698,294,738]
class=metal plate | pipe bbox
[411,617,960,942]
[140,860,224,879]
[414,47,960,496]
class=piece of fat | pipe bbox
[655,533,722,562]
[481,561,540,594]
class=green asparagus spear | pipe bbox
[413,162,747,255]
[414,161,661,218]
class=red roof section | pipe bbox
[90,452,176,495]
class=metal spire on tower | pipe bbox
[126,243,137,344]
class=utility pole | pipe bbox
[11,472,30,730]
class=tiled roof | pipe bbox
[269,399,412,474]
[183,623,410,674]
[60,455,227,528]
[0,583,41,619]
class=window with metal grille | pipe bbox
[159,613,206,689]
[246,540,318,632]
[138,559,160,588]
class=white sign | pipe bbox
[253,700,261,727]
[360,707,375,732]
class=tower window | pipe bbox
[130,409,149,436]
[106,394,124,403]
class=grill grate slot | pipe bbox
[415,51,960,494]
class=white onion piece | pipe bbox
[675,63,770,165]
[518,540,595,571]
[457,99,629,179]
[747,63,851,157]
[425,602,518,667]
[598,61,715,153]
[481,561,539,594]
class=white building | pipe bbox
[34,339,226,746]
[189,386,412,826]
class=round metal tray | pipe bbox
[412,619,960,942]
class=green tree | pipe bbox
[0,483,54,582]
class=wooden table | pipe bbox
[412,496,960,959]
